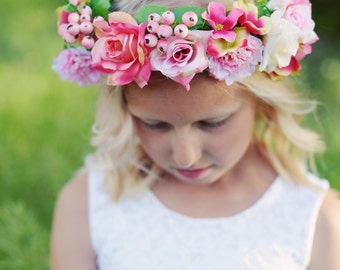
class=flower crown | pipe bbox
[52,0,318,90]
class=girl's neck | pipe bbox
[151,141,277,219]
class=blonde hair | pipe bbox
[242,73,324,187]
[84,0,324,200]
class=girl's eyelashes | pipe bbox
[197,118,228,129]
[142,120,172,130]
[138,114,234,131]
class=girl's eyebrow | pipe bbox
[129,103,242,123]
[197,104,242,122]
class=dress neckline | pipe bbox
[146,175,282,224]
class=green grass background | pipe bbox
[0,0,339,269]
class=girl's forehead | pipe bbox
[124,75,252,121]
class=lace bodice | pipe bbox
[88,172,329,270]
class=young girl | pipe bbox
[51,0,340,269]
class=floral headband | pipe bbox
[52,0,318,90]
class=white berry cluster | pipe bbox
[144,11,199,53]
[57,5,96,49]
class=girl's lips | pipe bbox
[176,167,210,179]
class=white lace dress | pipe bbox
[88,172,329,270]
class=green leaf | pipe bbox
[172,6,210,30]
[90,0,111,20]
[134,5,168,24]
[256,0,272,17]
[63,3,78,13]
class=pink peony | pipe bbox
[150,32,209,90]
[52,46,101,87]
[208,34,263,85]
[91,12,151,88]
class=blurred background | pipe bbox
[0,0,339,268]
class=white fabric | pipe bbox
[88,172,329,270]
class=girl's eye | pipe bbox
[142,121,171,130]
[197,118,228,129]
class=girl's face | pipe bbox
[124,74,257,185]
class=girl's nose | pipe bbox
[171,130,202,168]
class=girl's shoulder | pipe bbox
[309,189,340,269]
[53,173,89,222]
[51,173,97,270]
[58,173,89,204]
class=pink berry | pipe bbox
[157,24,173,39]
[157,39,169,53]
[63,32,77,44]
[182,11,198,27]
[82,36,95,49]
[68,12,80,23]
[174,24,189,38]
[79,22,93,35]
[144,34,158,47]
[80,13,91,23]
[147,21,159,33]
[80,5,92,15]
[58,23,68,36]
[161,11,175,25]
[148,13,161,23]
[66,23,80,36]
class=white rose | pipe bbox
[266,0,290,10]
[259,11,301,72]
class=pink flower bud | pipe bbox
[144,34,158,47]
[157,39,169,53]
[148,13,161,23]
[63,32,77,44]
[69,0,80,6]
[182,11,198,27]
[174,24,189,38]
[93,16,104,23]
[147,21,159,33]
[157,24,173,39]
[79,22,93,35]
[58,24,68,36]
[80,5,92,15]
[161,11,175,25]
[80,13,91,23]
[68,12,80,23]
[82,36,95,49]
[66,23,80,36]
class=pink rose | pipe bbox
[150,31,209,90]
[208,34,263,85]
[91,12,151,88]
[52,46,101,87]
